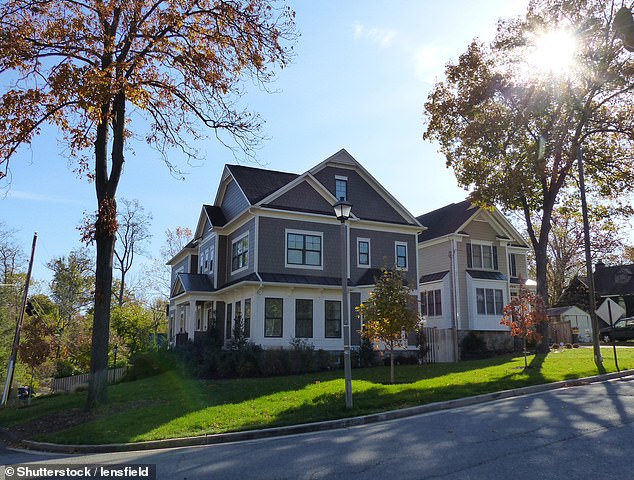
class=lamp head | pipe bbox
[333,199,353,222]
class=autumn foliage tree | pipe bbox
[357,268,419,384]
[500,285,547,369]
[0,0,295,409]
[424,0,634,356]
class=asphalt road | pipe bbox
[2,376,634,479]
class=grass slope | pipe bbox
[1,347,631,445]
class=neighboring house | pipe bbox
[546,306,592,343]
[416,201,531,355]
[167,149,422,351]
[558,262,634,328]
[594,261,634,320]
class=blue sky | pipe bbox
[0,0,529,288]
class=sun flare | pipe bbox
[526,29,578,76]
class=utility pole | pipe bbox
[1,232,37,407]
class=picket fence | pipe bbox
[52,366,127,394]
[422,327,456,363]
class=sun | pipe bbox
[525,29,578,76]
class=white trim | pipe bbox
[285,229,324,270]
[357,237,371,268]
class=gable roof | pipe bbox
[416,200,528,248]
[226,164,299,205]
[171,273,214,297]
[204,205,227,227]
[416,201,476,242]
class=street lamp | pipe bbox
[333,199,353,409]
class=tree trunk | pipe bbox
[86,231,115,409]
[534,244,550,353]
[390,347,395,384]
[85,89,125,410]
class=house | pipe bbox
[557,262,634,329]
[594,261,634,319]
[546,305,592,343]
[167,149,422,351]
[416,201,531,357]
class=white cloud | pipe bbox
[413,45,450,84]
[353,21,397,49]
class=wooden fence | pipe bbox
[548,320,573,345]
[422,327,456,363]
[52,366,127,394]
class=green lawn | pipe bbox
[1,347,632,445]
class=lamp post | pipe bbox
[333,199,353,410]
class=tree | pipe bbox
[0,0,295,409]
[110,301,157,357]
[47,249,94,359]
[500,285,547,369]
[114,198,152,307]
[424,0,634,355]
[356,268,419,384]
[546,199,627,305]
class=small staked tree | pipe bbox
[357,268,419,384]
[500,285,547,369]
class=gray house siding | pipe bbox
[350,228,418,286]
[313,166,408,225]
[221,179,250,222]
[265,181,333,215]
[258,217,341,278]
[217,235,228,288]
[171,256,190,287]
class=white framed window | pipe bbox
[468,242,497,270]
[421,289,442,317]
[335,175,348,201]
[286,229,323,269]
[231,232,249,273]
[325,300,342,338]
[476,287,504,315]
[395,241,408,270]
[357,238,371,267]
[265,297,283,337]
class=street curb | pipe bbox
[15,369,634,454]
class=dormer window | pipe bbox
[335,176,348,201]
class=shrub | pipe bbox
[357,336,377,368]
[461,332,488,358]
[124,349,175,381]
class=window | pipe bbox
[287,231,322,267]
[295,299,313,338]
[265,298,283,337]
[225,303,233,339]
[335,176,348,201]
[325,300,342,338]
[469,243,497,270]
[508,253,517,278]
[476,288,504,315]
[421,289,442,317]
[395,242,408,269]
[231,234,249,272]
[358,239,370,267]
[244,298,251,338]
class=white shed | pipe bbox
[547,306,592,343]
